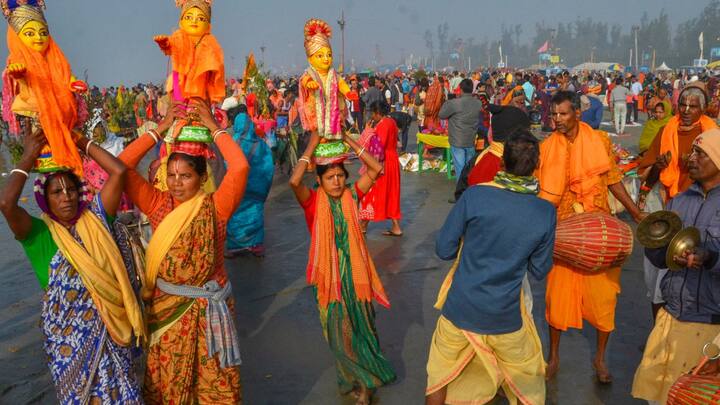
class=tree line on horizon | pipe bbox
[421,0,720,69]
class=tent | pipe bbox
[655,62,672,72]
[571,62,624,72]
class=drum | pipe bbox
[667,374,720,404]
[554,212,634,272]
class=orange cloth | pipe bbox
[306,187,390,309]
[659,115,718,197]
[501,85,523,106]
[537,122,613,210]
[166,29,225,103]
[6,27,81,174]
[546,264,621,332]
[537,125,624,332]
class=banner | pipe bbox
[550,55,560,64]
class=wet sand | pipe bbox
[0,113,651,404]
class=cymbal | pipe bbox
[666,227,701,271]
[637,210,683,248]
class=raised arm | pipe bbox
[118,102,182,214]
[75,134,126,217]
[344,132,382,195]
[289,131,321,204]
[188,98,250,220]
[0,130,45,240]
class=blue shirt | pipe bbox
[581,97,604,129]
[436,185,556,334]
[645,183,720,324]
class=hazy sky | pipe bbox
[0,0,699,85]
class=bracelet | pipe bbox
[357,147,366,157]
[298,157,311,165]
[212,129,227,142]
[10,168,28,178]
[85,140,94,155]
[147,129,160,143]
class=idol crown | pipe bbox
[175,0,212,8]
[304,18,332,40]
[1,0,44,17]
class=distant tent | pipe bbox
[656,62,672,71]
[571,62,624,72]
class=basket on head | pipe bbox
[553,212,634,272]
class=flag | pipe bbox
[537,41,549,54]
[700,32,705,59]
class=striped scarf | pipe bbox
[493,171,539,195]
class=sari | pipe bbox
[226,113,274,253]
[639,114,671,153]
[301,187,396,393]
[20,193,142,404]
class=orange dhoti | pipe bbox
[546,263,621,332]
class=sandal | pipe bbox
[382,230,403,237]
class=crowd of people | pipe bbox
[4,6,720,402]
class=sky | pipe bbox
[0,0,700,85]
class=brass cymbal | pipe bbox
[637,210,683,248]
[666,227,701,271]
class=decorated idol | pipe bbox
[299,18,358,163]
[154,0,225,143]
[1,0,87,174]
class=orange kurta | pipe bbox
[538,126,624,332]
[119,134,248,404]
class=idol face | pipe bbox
[179,7,210,37]
[19,20,49,53]
[309,46,333,74]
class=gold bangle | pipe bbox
[212,129,227,142]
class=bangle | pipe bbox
[85,140,94,155]
[10,168,28,178]
[357,147,366,157]
[298,157,311,165]
[147,129,160,143]
[212,129,227,142]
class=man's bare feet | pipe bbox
[592,358,613,384]
[545,357,559,380]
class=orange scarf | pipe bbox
[167,29,225,103]
[502,85,523,106]
[7,27,80,175]
[306,188,390,309]
[659,115,718,197]
[537,122,611,209]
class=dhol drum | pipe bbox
[667,374,720,404]
[554,212,634,272]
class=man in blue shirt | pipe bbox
[426,130,556,405]
[580,94,604,129]
[632,128,720,404]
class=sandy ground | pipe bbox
[0,111,656,404]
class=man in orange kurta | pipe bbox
[537,91,645,383]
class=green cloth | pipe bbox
[639,104,672,153]
[19,212,115,290]
[493,171,539,194]
[19,217,56,289]
[316,192,396,393]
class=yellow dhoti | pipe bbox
[426,309,545,405]
[632,308,720,404]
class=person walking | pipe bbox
[438,78,483,194]
[610,78,630,135]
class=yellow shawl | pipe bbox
[43,211,145,346]
[143,192,206,300]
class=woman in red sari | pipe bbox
[360,101,403,236]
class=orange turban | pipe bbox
[304,18,332,57]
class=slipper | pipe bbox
[382,230,403,237]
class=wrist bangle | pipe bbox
[212,129,227,142]
[298,157,311,165]
[147,130,160,143]
[10,168,29,178]
[85,140,94,155]
[357,147,366,157]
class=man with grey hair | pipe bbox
[636,82,718,322]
